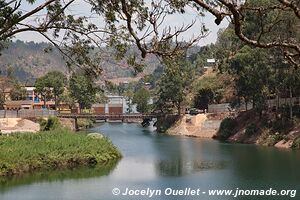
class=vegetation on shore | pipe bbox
[216,110,300,149]
[0,161,118,190]
[0,128,121,177]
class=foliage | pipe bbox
[214,12,300,117]
[69,72,101,110]
[44,71,67,106]
[194,88,214,110]
[228,46,274,113]
[292,137,300,149]
[123,89,134,113]
[59,90,76,109]
[192,71,235,109]
[245,123,260,136]
[38,116,62,131]
[77,119,95,129]
[156,57,195,114]
[132,88,150,113]
[0,76,12,108]
[35,75,53,107]
[271,116,295,134]
[9,82,27,101]
[217,118,237,140]
[0,128,121,176]
[35,70,67,108]
[264,134,283,147]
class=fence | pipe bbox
[0,109,57,118]
[208,103,253,113]
[208,97,300,113]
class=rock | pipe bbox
[87,133,104,139]
[274,140,293,149]
[59,118,76,131]
[166,114,221,138]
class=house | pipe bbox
[204,59,216,69]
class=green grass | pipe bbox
[0,129,121,176]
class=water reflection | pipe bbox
[0,160,119,193]
[0,123,299,200]
[156,159,226,176]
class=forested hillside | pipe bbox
[1,40,196,83]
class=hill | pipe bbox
[2,41,201,84]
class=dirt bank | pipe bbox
[0,118,40,134]
[216,110,300,149]
[166,113,228,138]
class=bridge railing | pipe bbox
[57,113,159,119]
[0,109,57,118]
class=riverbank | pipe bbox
[0,118,40,134]
[0,128,121,177]
[215,110,300,149]
[165,113,228,138]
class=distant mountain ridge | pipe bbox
[0,40,201,84]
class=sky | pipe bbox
[15,0,229,46]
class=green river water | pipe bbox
[0,123,299,200]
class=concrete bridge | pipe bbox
[57,113,159,130]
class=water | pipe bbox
[0,123,299,200]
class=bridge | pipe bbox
[58,113,158,120]
[57,113,160,130]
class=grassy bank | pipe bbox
[0,128,121,176]
[0,161,118,190]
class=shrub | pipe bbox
[245,123,260,136]
[217,118,237,140]
[271,117,294,134]
[265,133,283,146]
[292,137,300,149]
[77,119,94,129]
[38,116,61,131]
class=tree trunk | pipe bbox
[54,95,58,111]
[177,104,181,116]
[289,86,293,119]
[43,95,46,109]
[276,89,279,113]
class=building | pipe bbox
[92,95,125,114]
[3,86,70,111]
[204,59,216,69]
[4,100,33,110]
[24,86,40,103]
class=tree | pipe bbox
[133,88,150,113]
[156,57,195,115]
[34,71,66,109]
[60,90,76,109]
[69,73,101,111]
[183,0,300,67]
[124,89,134,113]
[35,76,52,108]
[228,46,273,113]
[10,82,26,101]
[0,76,14,109]
[1,0,206,76]
[44,71,66,109]
[194,88,214,110]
